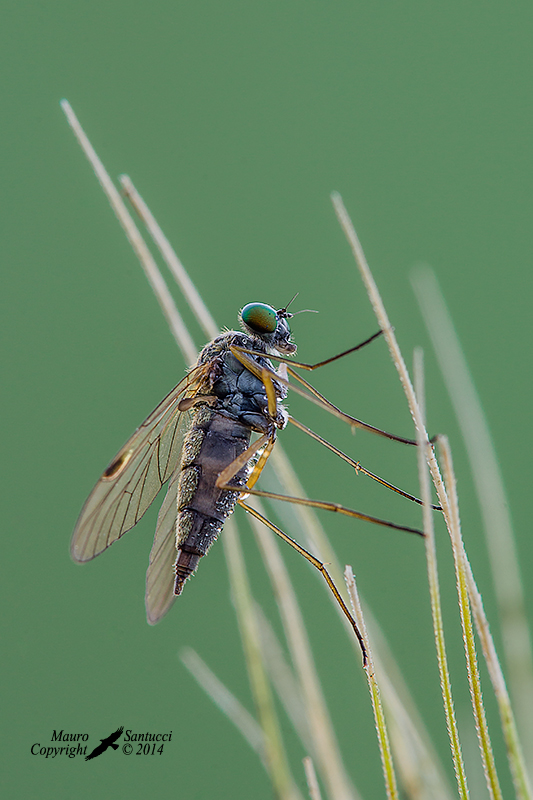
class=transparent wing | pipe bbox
[145,447,186,625]
[71,368,203,563]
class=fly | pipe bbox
[71,300,440,662]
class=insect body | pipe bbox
[172,308,294,596]
[71,302,296,624]
[72,300,431,658]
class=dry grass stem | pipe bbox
[254,606,313,753]
[375,662,456,800]
[60,100,197,365]
[223,518,302,800]
[463,555,533,800]
[331,193,449,518]
[268,448,454,799]
[246,497,360,800]
[331,192,422,438]
[416,349,501,799]
[180,647,266,765]
[411,265,533,763]
[438,437,514,800]
[119,174,220,340]
[345,566,399,800]
[303,756,323,800]
[412,349,469,800]
[333,193,469,799]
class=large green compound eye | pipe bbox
[240,302,278,334]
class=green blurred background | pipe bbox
[3,1,532,797]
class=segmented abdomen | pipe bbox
[174,404,251,594]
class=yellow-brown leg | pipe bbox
[288,416,441,511]
[223,483,425,537]
[227,345,437,517]
[237,329,384,372]
[238,498,368,664]
[230,343,420,446]
[215,432,272,488]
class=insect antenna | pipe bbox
[290,307,319,316]
[279,291,319,318]
[279,291,299,314]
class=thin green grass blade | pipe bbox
[345,566,399,800]
[411,265,533,770]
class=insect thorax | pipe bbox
[197,330,288,433]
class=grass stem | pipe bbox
[333,192,470,799]
[345,566,399,800]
